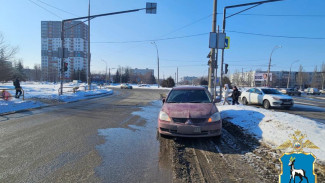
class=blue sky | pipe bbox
[0,0,324,79]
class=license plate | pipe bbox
[284,102,291,104]
[177,126,201,134]
[193,127,201,133]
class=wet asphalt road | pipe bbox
[0,88,171,182]
[1,88,324,182]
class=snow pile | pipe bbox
[218,104,325,163]
[0,82,113,114]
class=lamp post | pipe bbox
[101,60,107,84]
[267,45,282,87]
[151,41,160,88]
[287,60,299,88]
[108,67,116,84]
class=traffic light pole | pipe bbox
[219,0,283,97]
[59,5,156,95]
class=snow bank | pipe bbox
[0,82,113,114]
[218,104,325,163]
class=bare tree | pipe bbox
[311,66,319,88]
[231,70,241,86]
[296,65,305,90]
[0,33,18,81]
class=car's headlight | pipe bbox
[272,97,281,100]
[208,112,221,122]
[159,111,171,122]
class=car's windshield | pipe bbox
[166,89,212,103]
[261,89,282,94]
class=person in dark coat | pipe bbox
[231,86,240,105]
[13,78,22,98]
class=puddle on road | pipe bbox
[95,100,172,183]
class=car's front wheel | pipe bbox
[284,106,291,110]
[242,97,248,105]
[263,100,270,109]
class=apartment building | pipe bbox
[41,21,89,82]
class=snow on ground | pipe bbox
[109,83,172,90]
[217,104,325,164]
[0,82,113,114]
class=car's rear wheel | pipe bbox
[263,100,270,109]
[242,97,248,105]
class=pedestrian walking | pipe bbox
[222,84,231,105]
[231,86,240,105]
[13,77,22,98]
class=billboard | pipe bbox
[255,73,272,81]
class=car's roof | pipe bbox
[172,86,206,90]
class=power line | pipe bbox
[35,0,79,17]
[92,32,208,43]
[159,14,212,38]
[27,0,62,19]
[228,30,325,40]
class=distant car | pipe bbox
[306,88,320,95]
[240,87,294,109]
[280,88,301,96]
[120,84,133,89]
[158,86,222,138]
[138,84,150,87]
[320,89,325,94]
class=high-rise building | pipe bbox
[41,21,89,82]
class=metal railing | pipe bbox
[0,88,25,100]
[58,87,79,95]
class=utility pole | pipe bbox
[102,60,107,84]
[208,0,217,96]
[267,45,281,87]
[87,0,91,90]
[287,60,299,88]
[151,42,160,88]
[175,72,176,84]
[177,67,178,85]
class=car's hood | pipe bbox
[162,103,217,118]
[267,94,292,99]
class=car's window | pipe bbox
[254,89,262,94]
[166,89,212,103]
[261,89,282,94]
[247,88,254,93]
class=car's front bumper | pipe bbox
[158,120,222,137]
[271,100,294,107]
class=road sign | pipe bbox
[225,36,230,49]
[209,32,226,49]
[146,3,157,14]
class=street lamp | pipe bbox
[267,45,282,87]
[287,60,299,88]
[101,60,108,84]
[108,67,116,84]
[151,41,160,88]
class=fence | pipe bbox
[0,88,25,100]
[58,87,79,95]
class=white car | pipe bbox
[240,87,294,109]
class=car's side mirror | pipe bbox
[162,98,166,103]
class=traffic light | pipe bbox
[225,64,229,74]
[64,62,68,72]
